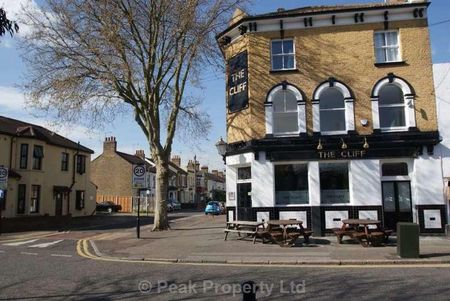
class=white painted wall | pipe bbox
[251,152,274,207]
[351,160,382,206]
[434,63,450,179]
[413,153,445,206]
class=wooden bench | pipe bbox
[333,228,356,244]
[369,231,385,247]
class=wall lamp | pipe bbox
[341,138,348,150]
[363,137,370,149]
[317,139,323,150]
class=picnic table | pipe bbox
[333,219,393,247]
[224,221,265,244]
[267,220,313,246]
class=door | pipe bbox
[382,181,413,230]
[237,183,252,221]
[54,192,63,216]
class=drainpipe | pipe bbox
[68,142,80,216]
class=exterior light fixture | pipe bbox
[341,138,348,150]
[363,137,370,149]
[317,139,323,150]
[215,137,227,157]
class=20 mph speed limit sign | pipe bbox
[0,166,8,190]
[132,164,146,188]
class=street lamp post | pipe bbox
[136,195,141,239]
[215,137,227,162]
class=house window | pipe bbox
[33,145,44,170]
[275,164,308,205]
[374,31,400,63]
[76,190,85,210]
[76,155,86,174]
[237,167,251,180]
[382,163,408,176]
[271,39,295,71]
[17,184,26,214]
[378,84,406,129]
[273,89,298,135]
[320,163,349,204]
[61,152,69,171]
[319,87,346,133]
[30,185,40,213]
[19,144,28,169]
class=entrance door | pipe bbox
[54,192,63,216]
[237,183,252,221]
[382,181,413,230]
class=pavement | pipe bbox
[84,213,450,266]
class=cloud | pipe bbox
[0,86,26,112]
[0,0,41,38]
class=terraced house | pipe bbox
[218,0,448,235]
[0,116,97,219]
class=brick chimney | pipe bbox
[103,137,117,153]
[218,171,224,178]
[171,155,181,167]
[211,170,218,176]
[135,150,145,160]
[201,166,209,173]
[195,161,200,172]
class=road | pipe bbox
[1,212,449,300]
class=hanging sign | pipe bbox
[227,51,248,113]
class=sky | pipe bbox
[0,0,449,171]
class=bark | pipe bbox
[153,157,170,231]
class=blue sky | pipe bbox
[0,0,449,171]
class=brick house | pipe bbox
[218,0,447,234]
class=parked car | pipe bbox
[205,201,222,215]
[96,201,122,213]
[168,199,181,211]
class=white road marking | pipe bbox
[20,252,38,256]
[28,240,64,248]
[51,254,72,258]
[3,239,39,246]
[90,241,103,257]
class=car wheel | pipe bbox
[107,207,113,214]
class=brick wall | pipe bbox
[224,19,437,143]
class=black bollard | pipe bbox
[241,281,258,301]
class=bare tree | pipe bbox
[20,0,244,230]
[0,7,19,38]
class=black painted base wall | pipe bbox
[226,205,448,235]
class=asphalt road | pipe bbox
[1,237,450,301]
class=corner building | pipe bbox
[217,0,447,235]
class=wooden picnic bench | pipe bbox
[267,220,312,247]
[333,219,393,247]
[224,221,265,244]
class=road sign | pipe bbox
[132,164,146,188]
[0,166,8,190]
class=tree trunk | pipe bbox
[152,159,170,231]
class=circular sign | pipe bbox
[0,167,7,179]
[133,165,146,177]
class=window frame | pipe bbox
[19,144,28,169]
[270,39,296,71]
[374,30,402,64]
[32,145,44,170]
[318,87,347,135]
[76,155,86,175]
[319,162,351,205]
[272,89,299,136]
[61,152,69,172]
[378,84,408,132]
[30,185,40,213]
[274,163,309,206]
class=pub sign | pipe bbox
[227,51,248,113]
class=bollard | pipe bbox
[241,281,258,301]
[446,224,450,237]
[397,222,420,258]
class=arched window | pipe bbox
[319,87,346,133]
[378,84,406,129]
[312,78,355,135]
[265,83,306,136]
[371,74,416,131]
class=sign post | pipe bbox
[0,166,8,236]
[132,164,145,239]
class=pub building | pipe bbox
[217,0,448,235]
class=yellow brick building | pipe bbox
[218,1,447,234]
[0,116,97,219]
